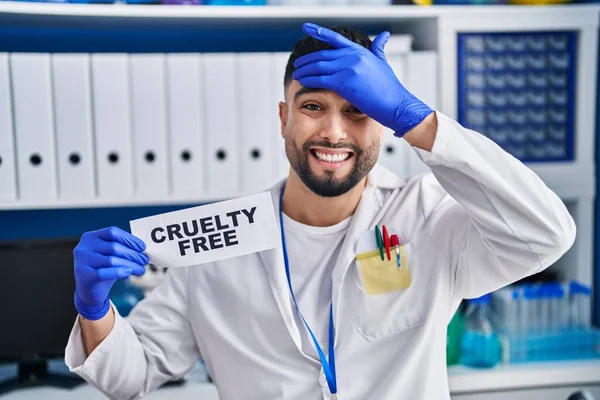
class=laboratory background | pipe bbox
[0,0,598,398]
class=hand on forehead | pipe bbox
[290,22,432,136]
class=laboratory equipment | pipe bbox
[0,238,84,396]
[447,307,465,365]
[460,294,502,368]
[490,286,520,335]
[570,281,592,327]
[490,281,600,364]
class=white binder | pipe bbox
[129,54,170,197]
[52,53,96,200]
[405,51,438,178]
[166,53,205,198]
[0,54,17,202]
[203,53,239,198]
[273,52,290,182]
[10,53,58,201]
[238,52,276,194]
[91,54,134,199]
[378,50,409,182]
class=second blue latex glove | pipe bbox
[292,23,434,137]
[73,226,148,321]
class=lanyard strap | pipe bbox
[279,187,337,396]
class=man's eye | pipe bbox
[303,104,323,112]
[348,107,364,114]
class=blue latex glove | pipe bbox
[73,226,148,320]
[292,23,434,137]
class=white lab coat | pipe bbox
[65,112,576,400]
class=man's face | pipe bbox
[279,80,384,198]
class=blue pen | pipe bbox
[391,234,401,269]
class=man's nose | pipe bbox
[319,114,348,144]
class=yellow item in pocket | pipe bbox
[356,247,412,295]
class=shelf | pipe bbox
[0,192,242,210]
[448,359,600,394]
[0,2,598,24]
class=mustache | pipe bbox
[302,140,361,154]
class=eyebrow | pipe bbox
[293,87,330,102]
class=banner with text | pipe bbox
[130,191,279,268]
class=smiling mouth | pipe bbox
[310,149,354,164]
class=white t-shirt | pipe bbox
[281,212,352,360]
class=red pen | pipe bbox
[382,225,391,261]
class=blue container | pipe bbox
[460,294,502,368]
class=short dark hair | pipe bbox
[283,25,373,90]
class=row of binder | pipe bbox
[0,49,437,205]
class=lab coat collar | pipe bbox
[258,163,405,356]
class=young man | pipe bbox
[66,24,575,400]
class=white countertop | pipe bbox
[447,359,600,394]
[2,358,600,399]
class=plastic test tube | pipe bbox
[509,287,520,361]
[493,288,512,333]
[526,285,539,332]
[549,283,561,331]
[569,281,590,327]
[554,283,571,357]
[524,285,538,361]
[556,283,568,330]
[507,288,518,334]
[574,282,592,356]
[579,284,592,328]
[516,285,528,361]
[539,283,549,333]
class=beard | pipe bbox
[285,137,380,198]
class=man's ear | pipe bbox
[278,101,288,138]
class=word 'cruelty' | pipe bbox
[150,208,257,256]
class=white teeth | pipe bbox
[315,151,350,163]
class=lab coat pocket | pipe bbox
[354,242,428,341]
[356,245,411,295]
